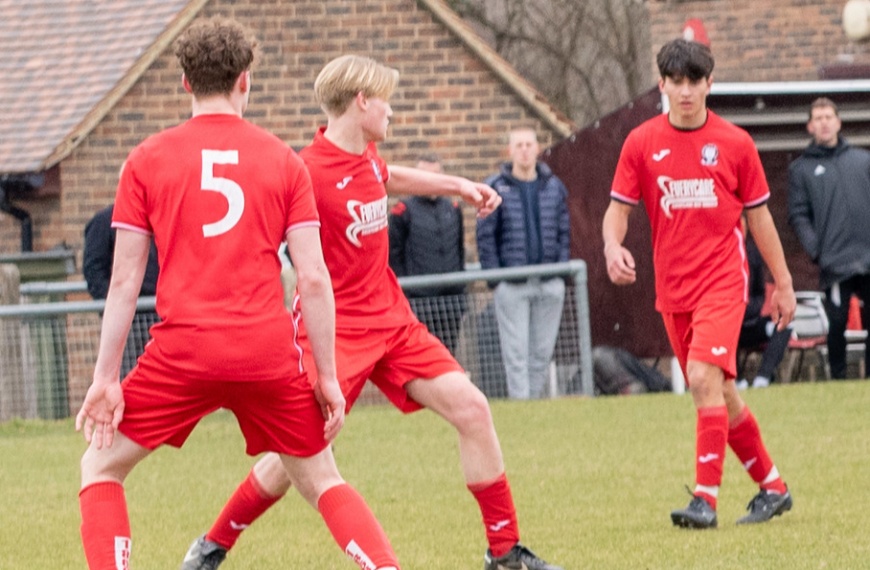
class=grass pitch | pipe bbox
[1,380,869,569]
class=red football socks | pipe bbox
[318,483,399,569]
[468,473,520,558]
[80,481,131,570]
[694,406,728,509]
[206,469,283,549]
[728,406,787,494]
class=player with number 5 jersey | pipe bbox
[115,116,319,380]
[76,17,400,570]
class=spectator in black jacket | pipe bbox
[477,126,571,399]
[83,203,159,378]
[737,219,792,389]
[787,97,870,379]
[389,154,466,352]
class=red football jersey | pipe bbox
[299,128,416,328]
[610,111,770,312]
[113,113,320,380]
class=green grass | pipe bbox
[2,381,869,569]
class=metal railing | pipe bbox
[0,260,592,421]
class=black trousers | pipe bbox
[739,317,791,380]
[120,311,158,379]
[408,294,467,355]
[824,273,870,379]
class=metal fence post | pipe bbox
[570,260,594,396]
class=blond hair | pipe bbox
[314,55,399,115]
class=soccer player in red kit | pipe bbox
[602,39,796,528]
[181,55,563,570]
[75,18,400,570]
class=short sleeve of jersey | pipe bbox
[283,151,320,235]
[610,130,642,205]
[113,147,153,235]
[736,134,771,207]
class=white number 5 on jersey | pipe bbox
[201,149,245,237]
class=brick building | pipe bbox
[0,0,574,269]
[4,0,869,265]
[0,0,582,417]
[647,0,870,81]
[3,0,869,361]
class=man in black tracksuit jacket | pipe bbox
[787,97,870,379]
[388,155,466,353]
[83,204,160,378]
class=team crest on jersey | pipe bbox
[700,143,719,166]
[369,158,384,183]
[345,197,388,247]
[657,175,718,218]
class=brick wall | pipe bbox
[648,0,870,82]
[8,1,870,264]
[1,0,557,267]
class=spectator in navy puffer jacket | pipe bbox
[477,126,571,399]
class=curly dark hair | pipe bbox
[656,39,714,82]
[174,17,258,97]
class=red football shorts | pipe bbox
[661,297,745,382]
[117,359,328,457]
[300,320,464,413]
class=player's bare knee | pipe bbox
[80,448,123,487]
[450,385,493,434]
[722,382,745,417]
[80,450,97,485]
[279,449,344,507]
[253,452,292,496]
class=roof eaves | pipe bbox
[41,0,211,171]
[709,80,870,152]
[417,0,576,139]
[711,79,870,96]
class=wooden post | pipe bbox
[0,264,33,420]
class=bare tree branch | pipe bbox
[447,0,652,126]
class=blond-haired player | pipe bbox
[182,54,562,570]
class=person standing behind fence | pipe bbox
[603,38,795,529]
[787,97,870,380]
[75,18,401,570]
[736,224,793,389]
[476,126,570,400]
[388,154,466,353]
[83,203,159,378]
[181,54,563,570]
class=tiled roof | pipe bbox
[0,0,206,174]
[0,0,574,175]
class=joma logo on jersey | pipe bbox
[657,176,717,218]
[345,197,388,247]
